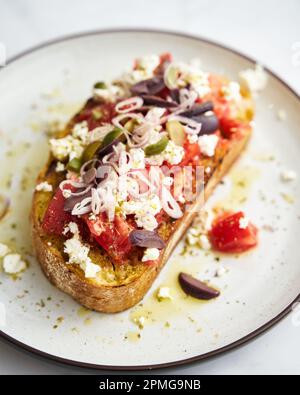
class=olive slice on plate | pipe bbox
[144,136,169,156]
[178,272,220,300]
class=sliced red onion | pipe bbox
[129,229,165,249]
[82,167,97,184]
[64,191,92,212]
[71,197,92,215]
[161,186,183,219]
[115,96,144,114]
[112,113,143,130]
[80,159,100,177]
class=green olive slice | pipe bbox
[66,158,82,172]
[166,120,185,146]
[144,136,169,156]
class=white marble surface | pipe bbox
[0,0,299,375]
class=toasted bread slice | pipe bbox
[31,123,251,313]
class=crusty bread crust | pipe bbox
[31,128,251,313]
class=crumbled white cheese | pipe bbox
[35,181,53,192]
[0,243,10,258]
[122,194,162,232]
[145,140,185,166]
[198,134,219,157]
[63,221,79,236]
[187,133,199,144]
[50,135,84,161]
[222,81,241,102]
[93,83,125,103]
[64,226,100,279]
[280,170,297,182]
[55,162,65,172]
[3,254,26,274]
[130,148,146,169]
[157,286,173,301]
[215,266,228,278]
[123,54,160,84]
[186,209,214,249]
[164,140,185,165]
[199,234,211,250]
[142,247,160,262]
[239,64,267,94]
[72,121,90,145]
[239,216,249,229]
[162,176,173,187]
[165,62,211,98]
[277,109,287,121]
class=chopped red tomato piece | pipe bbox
[83,213,134,262]
[42,187,73,235]
[75,102,116,130]
[180,140,201,166]
[209,211,258,253]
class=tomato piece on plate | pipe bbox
[209,211,258,253]
[41,187,74,235]
[83,213,134,262]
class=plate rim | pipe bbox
[1,27,300,372]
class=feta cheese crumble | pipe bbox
[277,109,287,122]
[35,181,53,192]
[55,161,65,172]
[198,134,219,157]
[145,140,185,166]
[123,54,160,84]
[142,247,160,262]
[156,286,173,301]
[239,64,267,94]
[93,83,125,103]
[3,254,26,274]
[280,170,297,182]
[122,194,162,232]
[130,148,146,169]
[165,62,211,98]
[63,222,100,279]
[50,121,91,162]
[199,234,212,250]
[222,81,241,102]
[239,216,249,229]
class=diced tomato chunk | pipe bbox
[209,211,258,253]
[180,140,201,166]
[75,102,116,130]
[42,187,73,235]
[83,213,134,262]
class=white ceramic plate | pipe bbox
[0,30,300,370]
